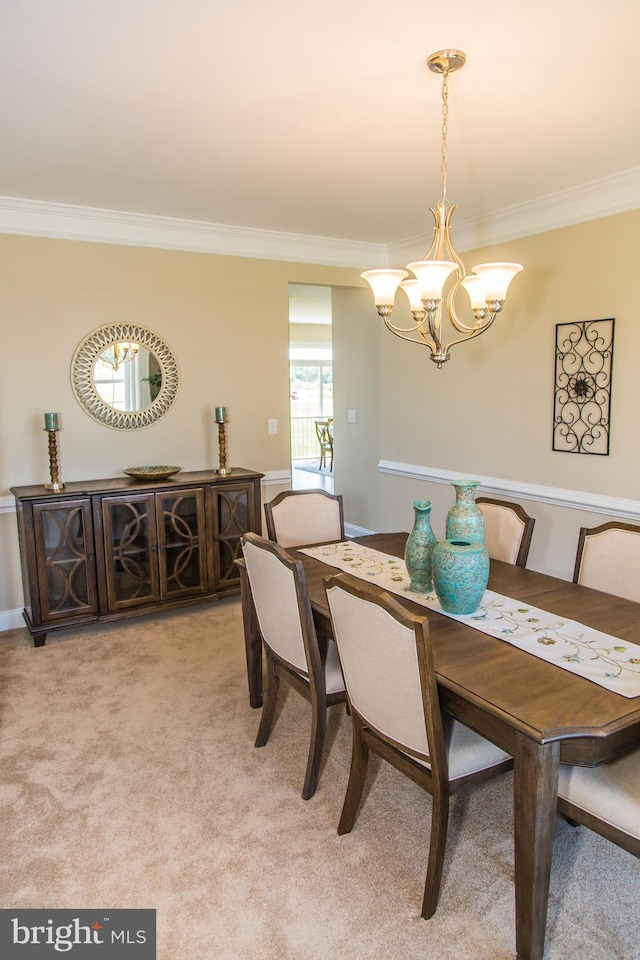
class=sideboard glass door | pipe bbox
[102,494,160,610]
[212,482,257,593]
[32,499,98,623]
[157,488,208,600]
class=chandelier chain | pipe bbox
[440,67,449,204]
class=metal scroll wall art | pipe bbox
[553,319,614,455]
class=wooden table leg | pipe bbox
[513,738,560,960]
[237,561,263,708]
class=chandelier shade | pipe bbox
[405,260,459,301]
[361,50,523,368]
[360,269,409,309]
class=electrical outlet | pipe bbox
[268,419,278,435]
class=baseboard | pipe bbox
[378,461,640,521]
[345,522,377,538]
[0,608,25,632]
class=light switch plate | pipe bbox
[348,410,357,423]
[268,419,278,435]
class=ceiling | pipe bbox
[1,0,640,253]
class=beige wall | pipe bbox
[377,209,640,577]
[0,234,361,614]
[289,322,332,345]
[332,285,381,531]
[2,208,640,619]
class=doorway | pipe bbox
[288,284,333,492]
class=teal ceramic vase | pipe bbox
[432,539,490,615]
[404,500,437,593]
[446,479,484,543]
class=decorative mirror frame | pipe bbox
[71,323,180,430]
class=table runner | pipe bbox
[301,541,640,698]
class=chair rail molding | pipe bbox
[378,461,640,522]
[261,470,291,487]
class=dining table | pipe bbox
[236,532,640,960]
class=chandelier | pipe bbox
[99,342,140,372]
[361,50,523,368]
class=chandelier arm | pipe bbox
[426,307,444,354]
[383,318,437,353]
[384,316,431,336]
[423,207,441,260]
[443,311,499,355]
[445,281,490,335]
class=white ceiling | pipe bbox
[1,0,640,253]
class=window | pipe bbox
[289,346,332,461]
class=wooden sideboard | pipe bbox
[11,468,263,646]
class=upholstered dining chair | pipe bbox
[562,520,640,856]
[324,574,513,919]
[557,746,640,858]
[572,520,640,603]
[241,532,346,800]
[264,488,344,548]
[476,496,536,567]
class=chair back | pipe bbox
[241,533,313,674]
[325,575,446,775]
[477,497,535,567]
[264,489,344,548]
[573,521,640,602]
[315,419,333,449]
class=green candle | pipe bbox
[44,412,59,431]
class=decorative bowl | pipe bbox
[123,465,182,481]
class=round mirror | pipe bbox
[71,324,180,429]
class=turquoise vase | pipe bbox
[404,500,437,593]
[446,479,484,543]
[432,539,490,615]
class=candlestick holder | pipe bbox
[44,428,65,490]
[216,419,230,475]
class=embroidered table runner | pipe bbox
[301,541,640,698]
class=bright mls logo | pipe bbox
[0,910,156,958]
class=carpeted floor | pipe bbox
[0,601,637,959]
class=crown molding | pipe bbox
[1,166,640,269]
[0,196,387,269]
[387,166,640,264]
[378,461,640,522]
